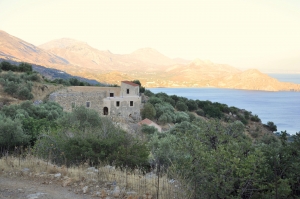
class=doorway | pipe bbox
[103,107,108,115]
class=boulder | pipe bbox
[113,186,120,197]
[82,186,88,194]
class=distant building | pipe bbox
[49,81,141,118]
[139,118,162,132]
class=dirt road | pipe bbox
[0,176,93,199]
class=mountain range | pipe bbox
[0,29,299,91]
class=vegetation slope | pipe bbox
[0,61,300,199]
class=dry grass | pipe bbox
[31,82,64,102]
[0,153,186,199]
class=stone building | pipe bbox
[49,81,141,118]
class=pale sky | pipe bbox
[0,0,300,72]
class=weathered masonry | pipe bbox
[49,81,141,118]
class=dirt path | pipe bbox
[0,176,93,199]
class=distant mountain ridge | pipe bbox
[1,29,299,91]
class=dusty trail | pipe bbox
[0,176,93,199]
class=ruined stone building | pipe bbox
[49,81,141,118]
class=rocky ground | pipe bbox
[0,165,152,199]
[0,176,94,199]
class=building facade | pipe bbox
[49,81,141,118]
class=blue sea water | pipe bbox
[268,73,300,84]
[149,74,300,134]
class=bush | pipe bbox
[141,103,156,119]
[4,81,19,96]
[154,92,175,107]
[186,100,198,111]
[188,112,196,122]
[17,87,33,100]
[18,62,33,72]
[0,116,29,150]
[132,80,145,93]
[196,109,205,116]
[237,114,248,125]
[148,96,163,105]
[251,114,261,122]
[176,101,188,111]
[175,111,190,123]
[202,105,223,118]
[155,102,175,119]
[35,107,150,169]
[59,106,101,131]
[141,125,157,135]
[22,73,40,82]
[144,89,154,97]
[196,100,212,109]
[0,71,36,100]
[1,61,14,71]
[244,111,251,120]
[267,121,277,132]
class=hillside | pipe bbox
[209,69,300,91]
[1,67,299,198]
[1,30,300,91]
[0,30,69,67]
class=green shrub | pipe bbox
[0,116,29,150]
[21,73,40,82]
[144,89,154,97]
[141,103,156,119]
[196,109,205,116]
[188,112,196,122]
[148,96,163,105]
[35,107,150,169]
[141,125,157,135]
[202,105,223,118]
[18,62,33,72]
[186,100,198,111]
[176,101,188,111]
[17,87,33,100]
[155,102,175,119]
[267,121,277,132]
[237,114,248,125]
[175,111,190,123]
[4,81,19,96]
[251,114,261,122]
[155,92,175,107]
[244,111,251,120]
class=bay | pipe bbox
[149,88,300,135]
[268,73,300,84]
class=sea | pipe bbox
[149,74,300,134]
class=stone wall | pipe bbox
[104,96,141,118]
[49,91,107,114]
[49,86,141,118]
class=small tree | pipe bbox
[176,101,188,111]
[17,87,34,100]
[267,121,277,132]
[132,80,145,93]
[186,99,198,111]
[141,103,156,119]
[18,62,32,72]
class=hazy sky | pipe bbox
[0,0,300,72]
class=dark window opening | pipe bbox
[110,93,114,97]
[86,101,90,108]
[130,101,133,106]
[103,107,108,115]
[116,101,120,107]
[127,89,129,94]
